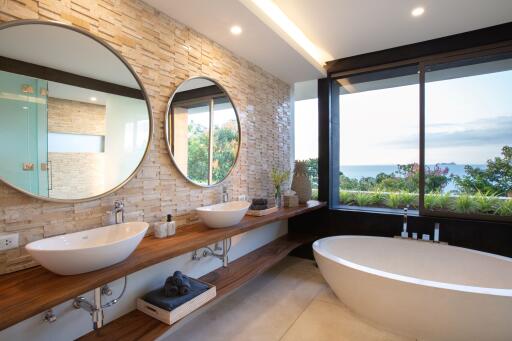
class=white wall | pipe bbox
[104,95,149,190]
[0,222,287,341]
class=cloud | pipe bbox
[387,115,512,148]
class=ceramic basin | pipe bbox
[25,222,149,275]
[196,201,251,228]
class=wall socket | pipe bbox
[0,233,19,251]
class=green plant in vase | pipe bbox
[271,168,290,208]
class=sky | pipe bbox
[294,67,512,166]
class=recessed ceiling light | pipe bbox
[230,25,242,35]
[411,7,425,17]
[90,96,97,102]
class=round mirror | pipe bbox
[0,20,152,202]
[166,77,240,186]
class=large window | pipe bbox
[294,97,319,198]
[338,66,419,209]
[423,53,512,218]
[331,48,512,221]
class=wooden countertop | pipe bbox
[0,201,325,331]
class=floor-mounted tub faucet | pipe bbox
[434,223,440,243]
[401,205,409,238]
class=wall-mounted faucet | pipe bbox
[113,200,125,224]
[221,186,229,203]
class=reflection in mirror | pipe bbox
[0,21,151,201]
[167,78,240,186]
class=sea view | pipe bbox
[340,164,486,192]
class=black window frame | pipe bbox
[319,22,512,223]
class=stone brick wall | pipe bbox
[0,0,291,273]
[48,152,106,199]
[47,97,106,199]
[48,97,106,135]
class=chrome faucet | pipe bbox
[401,205,409,238]
[434,223,440,243]
[221,186,229,203]
[113,200,125,224]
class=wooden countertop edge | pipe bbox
[0,201,325,330]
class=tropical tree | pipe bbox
[454,146,512,196]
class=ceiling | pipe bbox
[274,0,512,64]
[144,0,323,84]
[143,0,512,84]
[0,23,140,89]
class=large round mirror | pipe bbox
[166,77,240,186]
[0,20,152,202]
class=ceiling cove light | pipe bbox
[245,0,332,68]
[230,25,243,35]
[90,96,97,102]
[411,7,425,17]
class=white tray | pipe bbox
[137,280,216,325]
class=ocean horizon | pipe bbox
[340,164,486,192]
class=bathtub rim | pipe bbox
[313,235,512,297]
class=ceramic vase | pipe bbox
[291,161,312,204]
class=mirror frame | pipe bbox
[165,76,241,187]
[0,19,153,203]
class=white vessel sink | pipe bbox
[196,201,251,228]
[25,222,149,275]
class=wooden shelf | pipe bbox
[0,201,325,331]
[78,233,314,341]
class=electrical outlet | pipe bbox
[0,233,19,251]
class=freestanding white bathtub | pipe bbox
[313,236,512,341]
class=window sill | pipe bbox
[331,205,419,217]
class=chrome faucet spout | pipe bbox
[401,205,409,238]
[434,223,440,243]
[221,186,229,203]
[113,200,125,224]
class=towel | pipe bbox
[143,278,210,311]
[250,204,268,210]
[252,198,267,205]
[164,277,179,297]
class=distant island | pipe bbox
[438,162,456,165]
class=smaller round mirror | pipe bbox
[166,77,240,186]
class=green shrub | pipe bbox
[354,192,373,207]
[433,192,451,210]
[496,199,512,216]
[454,194,477,214]
[424,193,436,210]
[473,191,500,214]
[339,191,354,205]
[386,192,401,208]
[370,191,386,206]
[399,192,418,208]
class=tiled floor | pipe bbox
[164,257,412,341]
